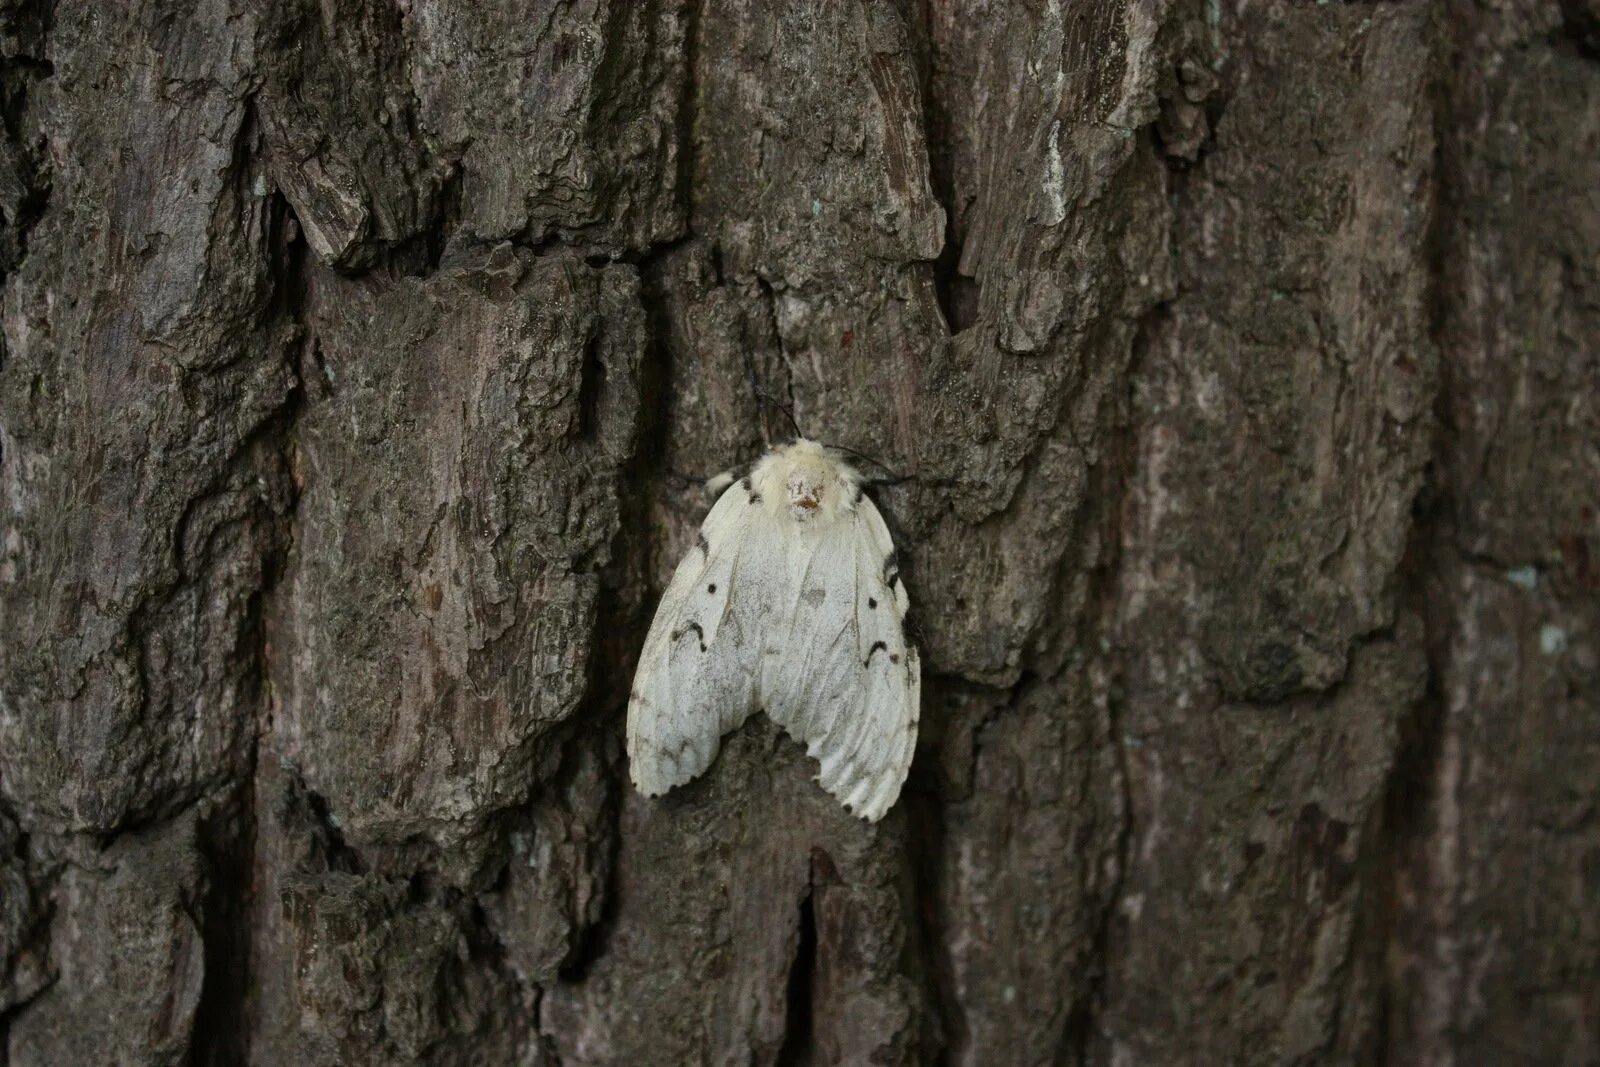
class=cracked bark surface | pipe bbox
[0,0,1594,1063]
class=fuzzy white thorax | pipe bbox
[750,439,862,524]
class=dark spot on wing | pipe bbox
[802,587,826,606]
[851,482,864,506]
[748,491,762,504]
[890,653,900,664]
[707,582,717,593]
[883,551,900,589]
[696,531,709,554]
[741,476,752,491]
[863,640,888,667]
[670,621,708,652]
[867,597,877,609]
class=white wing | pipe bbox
[761,495,919,821]
[627,480,782,796]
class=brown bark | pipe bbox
[0,0,1594,1063]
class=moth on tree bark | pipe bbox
[628,440,920,822]
[0,0,1594,1064]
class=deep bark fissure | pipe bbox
[417,160,466,275]
[916,4,978,337]
[904,791,959,1066]
[1368,414,1460,1061]
[1368,41,1465,1057]
[187,784,258,1067]
[0,54,51,287]
[1556,0,1600,61]
[776,882,818,1067]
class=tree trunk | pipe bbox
[1,0,1595,1063]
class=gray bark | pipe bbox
[0,0,1595,1063]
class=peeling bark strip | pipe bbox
[0,0,1594,1063]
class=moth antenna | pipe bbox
[664,463,754,495]
[741,345,802,444]
[865,473,957,490]
[662,467,708,488]
[831,443,901,482]
[768,393,803,442]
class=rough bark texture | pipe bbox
[0,0,1594,1063]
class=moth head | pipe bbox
[756,438,855,524]
[785,465,828,520]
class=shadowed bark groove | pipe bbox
[0,0,1594,1063]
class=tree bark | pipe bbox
[0,0,1595,1063]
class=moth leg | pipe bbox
[664,466,739,493]
[667,460,756,497]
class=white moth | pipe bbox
[627,439,920,821]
